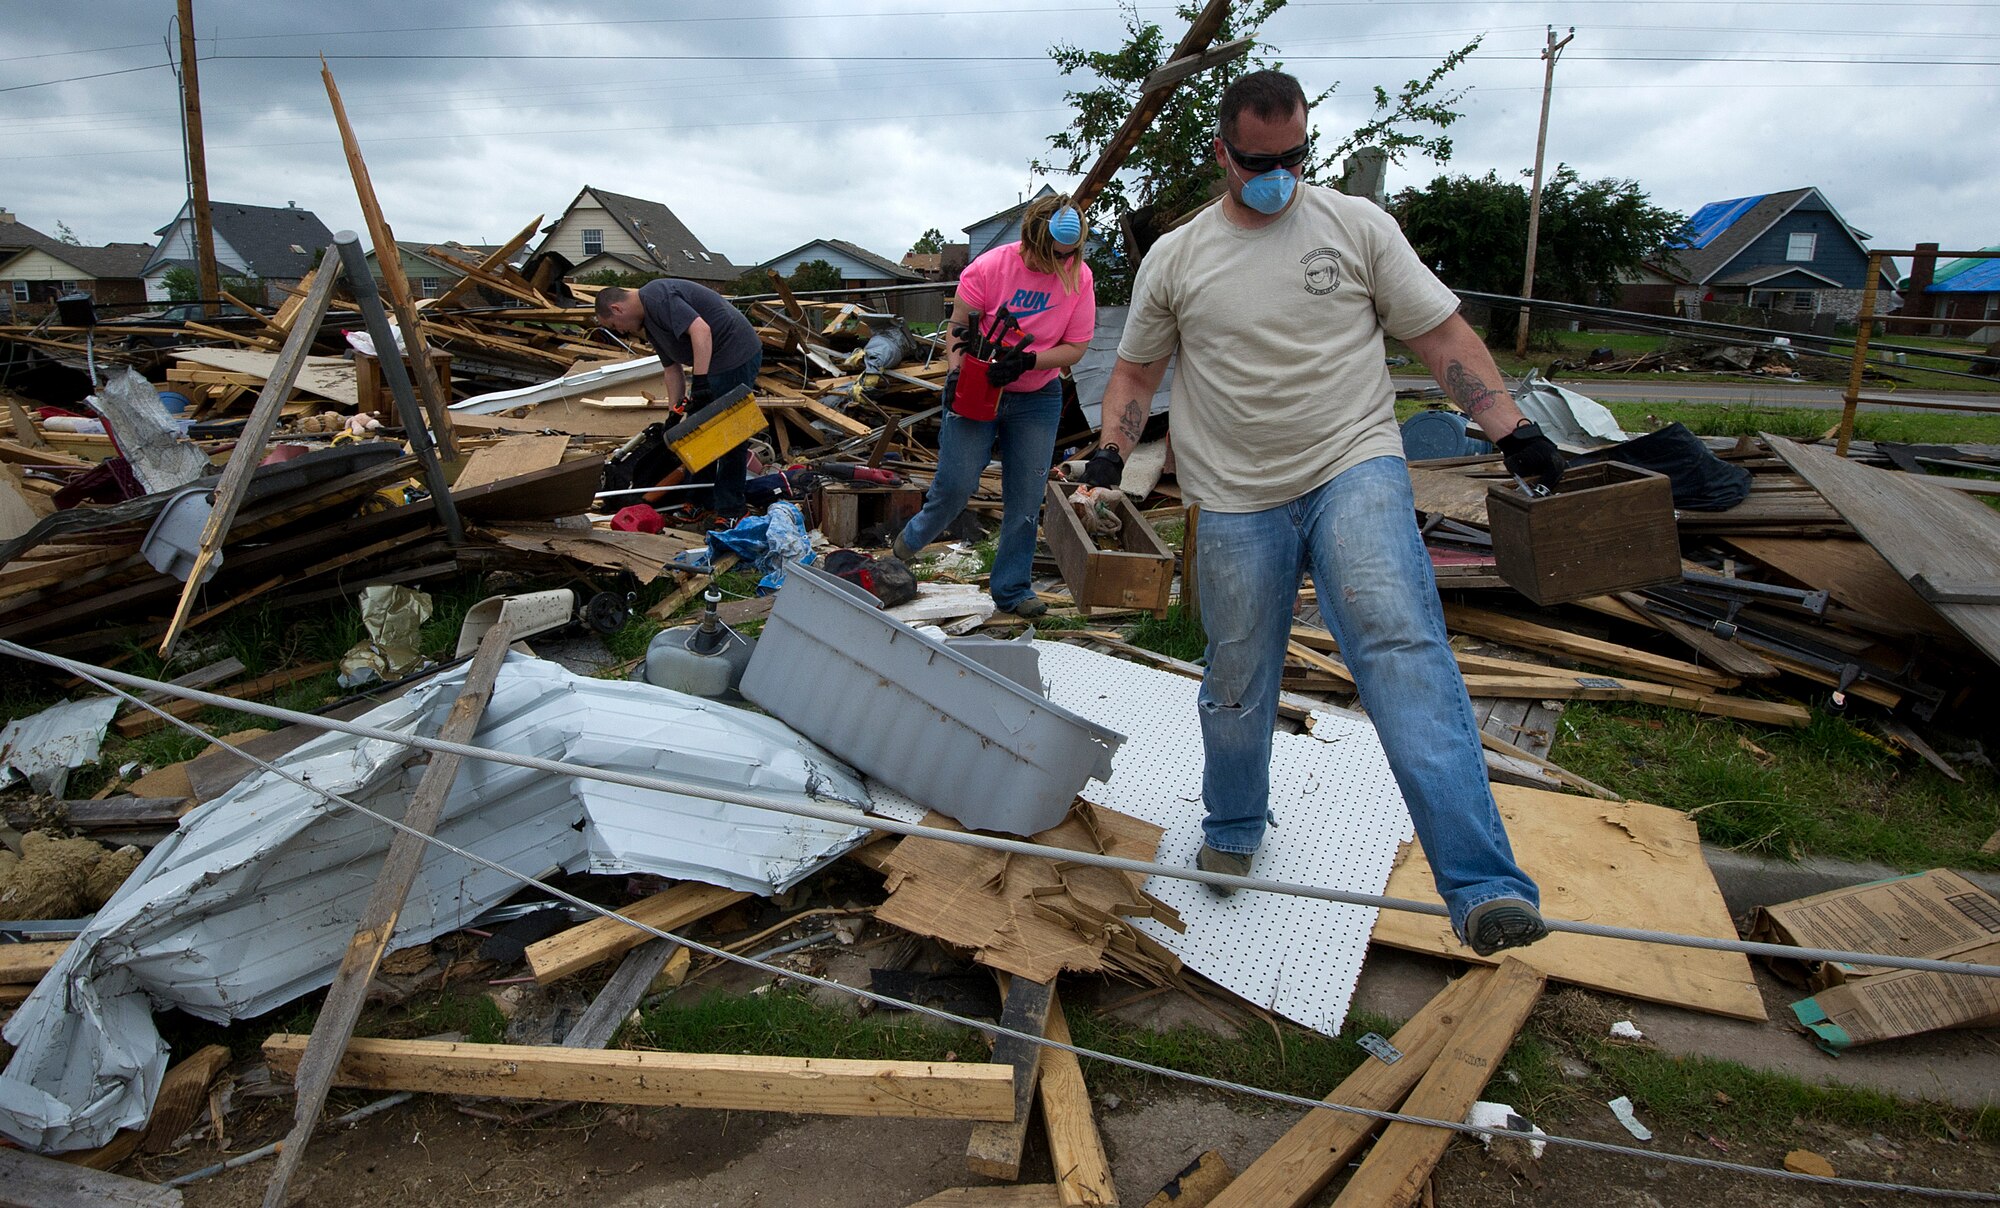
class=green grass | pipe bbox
[1554,704,2000,869]
[633,984,982,1062]
[377,988,508,1046]
[1126,603,1207,663]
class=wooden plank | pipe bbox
[115,660,337,738]
[321,60,455,457]
[140,1044,232,1154]
[1330,959,1546,1208]
[5,797,186,831]
[1441,604,1743,691]
[0,941,70,984]
[1476,730,1620,801]
[261,623,512,1208]
[1371,786,1765,1022]
[157,256,343,658]
[968,976,1056,1179]
[1038,989,1116,1208]
[126,656,247,710]
[561,939,680,1050]
[526,882,750,984]
[430,214,545,310]
[1766,435,2000,668]
[1211,969,1494,1208]
[0,1147,183,1207]
[1070,0,1234,212]
[1142,1150,1233,1208]
[1723,536,1963,645]
[261,1035,1016,1120]
[168,349,358,407]
[1453,672,1809,727]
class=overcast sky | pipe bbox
[2,1,1994,280]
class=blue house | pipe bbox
[962,186,1059,260]
[1655,187,1895,322]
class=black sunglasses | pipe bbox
[1220,137,1311,174]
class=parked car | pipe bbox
[104,301,274,348]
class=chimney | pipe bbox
[1905,241,1939,322]
[0,210,14,224]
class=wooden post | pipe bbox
[428,214,545,310]
[1515,26,1575,359]
[1181,504,1200,623]
[261,621,513,1208]
[1037,989,1116,1208]
[1070,0,1240,216]
[967,976,1056,1180]
[320,59,457,458]
[1835,250,1884,457]
[156,250,343,659]
[175,0,220,319]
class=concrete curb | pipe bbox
[1701,845,2000,916]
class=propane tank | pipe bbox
[637,587,755,701]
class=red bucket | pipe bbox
[951,355,1003,421]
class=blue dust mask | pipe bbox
[1048,206,1083,245]
[1237,165,1296,215]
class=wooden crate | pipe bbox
[1042,480,1174,617]
[815,482,926,548]
[353,349,452,425]
[1487,461,1679,606]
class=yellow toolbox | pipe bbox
[664,384,767,472]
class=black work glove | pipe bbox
[1496,419,1566,489]
[986,344,1036,388]
[1080,444,1125,489]
[940,367,959,411]
[687,373,714,409]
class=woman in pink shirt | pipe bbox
[892,193,1097,618]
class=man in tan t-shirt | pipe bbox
[1082,69,1565,956]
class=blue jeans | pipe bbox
[701,350,763,514]
[1194,455,1539,933]
[897,379,1062,610]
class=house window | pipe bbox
[698,252,711,262]
[1786,232,1816,261]
[9,282,24,303]
[683,249,695,262]
[581,228,604,256]
[419,277,441,297]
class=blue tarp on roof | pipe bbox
[1673,194,1765,250]
[1929,251,2000,292]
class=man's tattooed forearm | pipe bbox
[1442,361,1501,417]
[1115,403,1146,450]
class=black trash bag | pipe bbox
[823,549,919,607]
[1573,422,1751,511]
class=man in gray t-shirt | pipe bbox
[1084,70,1565,957]
[597,279,765,517]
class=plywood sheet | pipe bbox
[455,435,569,490]
[1725,535,1964,645]
[1766,435,2000,665]
[170,348,357,407]
[1370,785,1766,1021]
[1406,466,1493,526]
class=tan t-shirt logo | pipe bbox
[1300,247,1344,295]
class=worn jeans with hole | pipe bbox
[1194,455,1539,933]
[896,379,1062,610]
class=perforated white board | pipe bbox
[867,641,1415,1037]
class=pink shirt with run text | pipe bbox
[955,243,1096,393]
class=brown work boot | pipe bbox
[1003,596,1049,619]
[1195,843,1253,896]
[891,534,918,563]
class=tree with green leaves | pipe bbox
[1035,0,1480,300]
[162,265,200,302]
[54,220,81,246]
[787,259,844,293]
[908,228,945,256]
[1391,165,1687,347]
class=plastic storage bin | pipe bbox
[740,561,1123,836]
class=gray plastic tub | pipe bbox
[741,561,1123,836]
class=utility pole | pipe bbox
[1516,25,1574,359]
[176,0,220,317]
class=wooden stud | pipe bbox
[1331,959,1547,1208]
[429,215,544,310]
[909,1189,1064,1208]
[261,622,513,1208]
[261,1035,1016,1120]
[1037,989,1116,1208]
[1141,1150,1233,1208]
[525,881,749,984]
[0,941,69,985]
[0,1146,183,1206]
[968,976,1056,1179]
[1210,969,1494,1208]
[141,1044,232,1154]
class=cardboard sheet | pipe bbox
[1752,869,2000,1049]
[1370,785,1767,1022]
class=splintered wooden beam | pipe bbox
[968,975,1056,1179]
[156,251,341,659]
[1330,959,1547,1208]
[261,622,513,1208]
[1037,989,1116,1208]
[430,214,544,310]
[321,58,456,458]
[525,881,749,984]
[1440,603,1743,691]
[261,1036,1016,1120]
[141,1044,233,1155]
[1210,969,1494,1208]
[1070,0,1236,214]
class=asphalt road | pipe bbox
[1393,375,2000,414]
